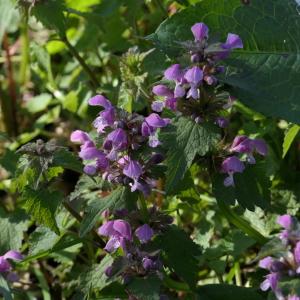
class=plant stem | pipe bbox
[138,196,149,222]
[62,200,106,248]
[217,200,268,245]
[234,262,242,286]
[19,10,30,87]
[2,33,18,136]
[61,35,99,91]
[163,275,190,292]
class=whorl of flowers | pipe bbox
[259,215,300,300]
[71,95,169,196]
[98,207,173,281]
[151,22,243,126]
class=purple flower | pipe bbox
[135,224,154,243]
[123,160,143,180]
[259,256,274,270]
[165,98,177,111]
[277,215,293,230]
[83,164,97,175]
[191,22,209,41]
[294,241,300,265]
[215,117,229,128]
[222,33,243,50]
[145,114,170,128]
[151,101,165,112]
[98,220,132,253]
[221,156,245,187]
[152,85,173,98]
[88,95,112,109]
[106,128,128,151]
[174,83,186,98]
[79,144,104,160]
[260,273,279,292]
[70,130,91,144]
[253,139,268,156]
[0,250,23,273]
[186,85,199,99]
[184,66,203,85]
[89,95,115,133]
[288,295,300,300]
[230,135,253,153]
[142,257,155,271]
[164,64,183,81]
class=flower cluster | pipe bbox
[151,22,243,126]
[98,207,172,281]
[259,215,300,300]
[220,135,268,187]
[71,95,169,195]
[0,250,23,281]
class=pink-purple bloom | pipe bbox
[191,22,209,41]
[135,224,154,243]
[98,220,132,253]
[221,156,245,187]
[0,250,23,273]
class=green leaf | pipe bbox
[162,117,220,193]
[52,148,83,173]
[213,163,271,210]
[156,225,201,288]
[0,149,20,174]
[196,284,264,300]
[25,93,52,113]
[21,187,62,235]
[0,0,17,45]
[127,275,161,300]
[32,0,66,36]
[28,226,60,256]
[62,91,78,113]
[78,255,114,293]
[0,275,13,300]
[31,43,55,87]
[149,0,300,123]
[282,124,300,158]
[0,209,28,254]
[79,187,137,237]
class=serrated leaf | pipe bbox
[196,284,264,300]
[213,163,271,210]
[162,117,220,193]
[282,124,300,158]
[22,188,62,234]
[79,187,137,237]
[32,0,66,36]
[156,225,201,288]
[127,275,161,300]
[52,148,83,173]
[78,255,114,293]
[0,209,28,254]
[149,0,300,123]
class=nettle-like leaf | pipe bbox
[149,0,300,123]
[0,208,29,253]
[79,187,137,237]
[21,187,62,235]
[0,274,12,300]
[155,225,201,288]
[32,0,66,36]
[196,284,265,300]
[212,163,271,210]
[78,255,114,294]
[127,275,161,300]
[162,117,220,194]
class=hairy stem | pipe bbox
[163,275,190,292]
